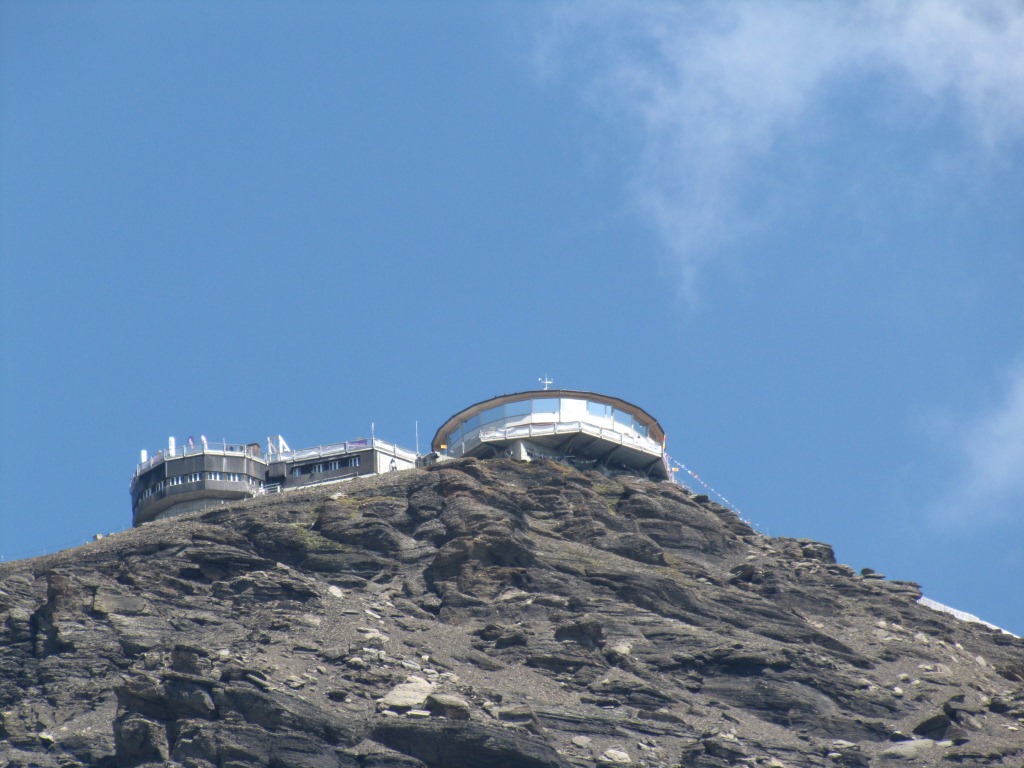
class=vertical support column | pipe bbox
[510,440,531,462]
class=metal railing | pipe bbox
[134,442,265,477]
[135,438,417,480]
[447,420,663,459]
[267,438,416,464]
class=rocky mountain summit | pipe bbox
[2,458,1022,767]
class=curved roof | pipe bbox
[431,389,666,451]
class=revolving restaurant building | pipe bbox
[431,389,669,480]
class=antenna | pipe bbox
[415,420,420,455]
[266,435,290,456]
[539,375,553,391]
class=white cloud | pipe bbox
[931,362,1024,525]
[536,0,1024,292]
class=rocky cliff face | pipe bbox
[1,458,1022,768]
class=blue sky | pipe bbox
[2,1,1022,635]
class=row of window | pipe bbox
[290,456,361,477]
[443,397,652,447]
[207,472,252,482]
[139,455,367,501]
[139,473,261,499]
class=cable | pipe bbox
[664,452,760,531]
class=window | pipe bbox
[343,456,360,467]
[505,400,531,417]
[168,476,184,486]
[481,405,503,426]
[313,463,326,473]
[186,473,202,483]
[532,398,559,414]
[226,473,244,482]
[208,472,223,481]
[588,401,613,419]
[613,409,633,429]
[327,460,340,471]
[290,467,302,478]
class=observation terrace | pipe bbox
[264,437,416,490]
[130,439,268,526]
[432,389,669,480]
[131,435,417,526]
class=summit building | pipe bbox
[432,389,668,480]
[130,388,670,526]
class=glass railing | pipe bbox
[135,437,417,486]
[441,397,654,449]
[265,438,415,464]
[134,442,266,476]
[445,419,662,458]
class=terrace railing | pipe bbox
[447,420,663,459]
[134,441,265,477]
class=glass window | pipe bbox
[613,409,633,428]
[447,424,461,445]
[588,401,612,419]
[481,405,504,425]
[532,398,559,414]
[635,422,649,438]
[463,414,481,432]
[505,400,531,417]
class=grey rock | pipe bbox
[497,703,538,724]
[380,677,434,710]
[554,616,604,648]
[2,459,1022,768]
[912,713,951,739]
[371,719,569,768]
[424,693,471,720]
[880,738,937,759]
[113,713,169,766]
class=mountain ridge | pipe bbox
[1,458,1022,767]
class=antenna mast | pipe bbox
[539,375,554,391]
